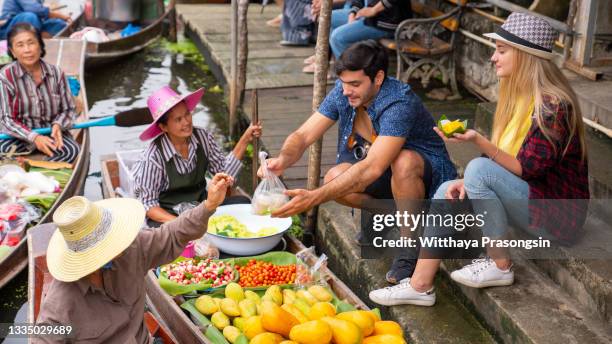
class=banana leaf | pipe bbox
[181,299,248,344]
[23,193,59,212]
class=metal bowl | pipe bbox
[204,204,291,256]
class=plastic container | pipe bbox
[116,150,143,198]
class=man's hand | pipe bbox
[204,173,234,211]
[271,189,319,218]
[33,135,57,157]
[348,12,357,23]
[355,7,379,19]
[257,157,286,178]
[51,124,64,150]
[444,179,465,200]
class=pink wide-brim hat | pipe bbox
[139,86,205,141]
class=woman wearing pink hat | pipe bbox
[133,86,262,226]
[369,12,589,307]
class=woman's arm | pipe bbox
[232,122,262,160]
[146,206,177,223]
[0,80,36,142]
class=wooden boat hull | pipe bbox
[0,39,90,290]
[99,156,369,343]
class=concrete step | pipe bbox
[316,202,496,344]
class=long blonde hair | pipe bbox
[492,47,587,160]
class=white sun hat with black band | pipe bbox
[46,196,145,282]
[484,12,558,60]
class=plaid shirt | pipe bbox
[517,96,589,243]
[0,60,76,143]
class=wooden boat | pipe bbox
[0,39,90,290]
[100,155,370,343]
[27,223,177,343]
[60,1,175,68]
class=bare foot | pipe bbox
[302,63,315,74]
[266,14,282,27]
[303,54,316,65]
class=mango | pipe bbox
[320,317,362,344]
[363,334,406,344]
[195,295,218,315]
[309,302,336,320]
[211,311,230,330]
[260,301,300,337]
[280,341,299,344]
[281,304,309,323]
[289,320,333,344]
[373,321,403,337]
[263,285,283,305]
[437,115,467,138]
[220,298,241,317]
[245,290,261,305]
[238,299,257,318]
[222,326,241,343]
[213,297,223,309]
[336,311,375,337]
[250,332,284,344]
[243,316,265,339]
[233,317,247,331]
[283,289,297,305]
[296,289,318,306]
[292,298,312,318]
[308,285,333,302]
[225,282,245,302]
[368,309,381,322]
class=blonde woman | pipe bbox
[369,12,589,307]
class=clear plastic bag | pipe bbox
[295,246,329,288]
[172,201,199,215]
[252,152,289,215]
[0,201,41,246]
[194,234,220,259]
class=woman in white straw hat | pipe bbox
[33,173,233,343]
[368,12,589,307]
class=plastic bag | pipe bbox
[295,246,329,288]
[0,201,41,246]
[252,152,289,215]
[172,201,199,215]
[194,234,220,259]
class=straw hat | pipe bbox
[46,196,145,282]
[139,86,205,141]
[484,12,558,60]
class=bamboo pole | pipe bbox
[229,0,239,138]
[237,0,249,108]
[167,0,177,42]
[305,0,333,235]
[250,89,259,191]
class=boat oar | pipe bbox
[0,107,152,140]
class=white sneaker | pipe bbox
[450,257,514,288]
[369,278,436,306]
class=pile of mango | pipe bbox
[195,282,406,344]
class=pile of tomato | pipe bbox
[236,259,297,287]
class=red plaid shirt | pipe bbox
[517,96,589,243]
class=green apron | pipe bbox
[156,137,209,215]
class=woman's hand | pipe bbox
[433,127,481,144]
[348,12,356,23]
[51,124,64,150]
[204,173,234,211]
[444,179,466,200]
[311,0,321,17]
[240,121,262,143]
[33,135,57,157]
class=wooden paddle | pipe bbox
[0,107,152,140]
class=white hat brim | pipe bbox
[483,32,555,60]
[46,198,145,282]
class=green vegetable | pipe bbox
[208,215,279,238]
[24,193,59,211]
[288,215,304,240]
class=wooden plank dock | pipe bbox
[176,3,338,189]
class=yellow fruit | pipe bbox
[225,282,245,302]
[309,302,336,320]
[289,320,333,344]
[195,295,218,315]
[336,311,375,337]
[220,298,241,317]
[320,317,362,344]
[363,334,406,344]
[243,316,265,339]
[280,341,299,344]
[292,298,312,318]
[211,312,230,330]
[366,310,381,322]
[245,290,261,305]
[281,304,309,323]
[308,285,333,302]
[373,321,403,337]
[283,289,297,305]
[238,299,257,318]
[222,326,241,343]
[250,332,284,344]
[262,285,283,305]
[260,301,300,338]
[296,290,318,306]
[233,317,246,331]
[213,297,223,309]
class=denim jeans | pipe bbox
[330,18,392,58]
[0,12,66,39]
[434,157,556,239]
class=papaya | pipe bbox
[243,316,265,339]
[283,289,297,305]
[373,321,403,337]
[244,290,261,305]
[289,320,333,344]
[249,332,284,344]
[222,326,241,343]
[296,289,318,306]
[363,334,406,344]
[211,311,230,330]
[225,282,245,302]
[281,304,309,323]
[194,295,218,315]
[238,299,257,318]
[320,316,363,344]
[336,311,375,337]
[309,302,336,320]
[262,285,283,305]
[220,298,241,317]
[307,285,333,302]
[260,301,300,337]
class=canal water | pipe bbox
[0,37,252,326]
